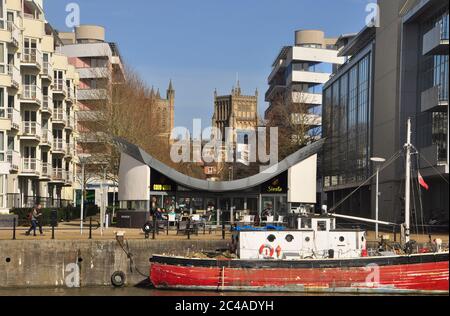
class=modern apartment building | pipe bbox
[265,30,346,141]
[0,0,79,213]
[58,25,124,207]
[323,0,448,225]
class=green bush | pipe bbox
[12,206,82,226]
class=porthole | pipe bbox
[5,258,11,263]
[285,234,294,243]
[267,234,276,242]
[305,237,311,242]
[339,236,345,242]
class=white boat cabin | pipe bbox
[233,216,367,260]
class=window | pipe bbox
[0,42,5,73]
[0,131,4,161]
[0,87,4,118]
[0,1,4,29]
[317,221,327,231]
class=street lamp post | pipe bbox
[78,154,91,235]
[371,157,386,239]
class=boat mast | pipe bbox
[404,118,412,244]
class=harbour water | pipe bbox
[0,287,312,296]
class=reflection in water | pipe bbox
[0,287,314,296]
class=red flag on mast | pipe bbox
[418,171,429,190]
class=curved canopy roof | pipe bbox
[114,138,324,193]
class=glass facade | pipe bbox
[418,10,449,162]
[323,53,372,188]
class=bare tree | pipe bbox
[265,90,321,160]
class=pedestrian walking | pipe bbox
[25,204,44,236]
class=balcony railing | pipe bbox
[7,64,20,88]
[7,21,20,47]
[53,109,65,122]
[7,150,20,171]
[52,168,65,181]
[65,171,73,184]
[22,121,41,139]
[42,62,53,79]
[65,115,75,129]
[41,163,52,178]
[6,108,20,130]
[22,48,42,68]
[41,129,53,145]
[22,158,40,174]
[53,139,65,152]
[65,142,74,156]
[21,85,42,104]
[42,96,53,113]
[53,79,67,95]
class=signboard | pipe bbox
[261,172,288,194]
[150,169,177,192]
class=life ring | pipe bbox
[259,245,275,258]
[111,271,126,287]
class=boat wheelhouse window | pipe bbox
[317,221,327,231]
[301,218,312,229]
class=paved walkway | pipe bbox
[0,220,448,242]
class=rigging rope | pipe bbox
[329,150,404,213]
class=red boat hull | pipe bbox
[150,253,449,294]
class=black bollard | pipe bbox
[166,219,169,236]
[89,217,93,239]
[222,219,226,240]
[51,223,55,240]
[187,219,191,240]
[12,217,16,240]
[152,217,156,240]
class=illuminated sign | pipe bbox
[261,172,288,194]
[150,169,177,192]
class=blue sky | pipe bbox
[44,0,372,129]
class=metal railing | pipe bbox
[22,47,42,67]
[22,158,40,173]
[6,108,20,129]
[53,108,65,122]
[53,139,65,152]
[21,84,42,104]
[7,150,20,171]
[6,21,20,46]
[41,163,52,178]
[41,129,53,145]
[52,168,65,181]
[22,121,41,138]
[42,95,53,113]
[42,62,53,78]
[7,64,20,87]
[53,79,67,94]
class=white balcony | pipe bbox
[21,48,42,69]
[290,46,345,65]
[21,121,41,141]
[42,96,53,114]
[7,150,20,172]
[290,91,322,105]
[65,115,75,130]
[51,168,66,183]
[21,85,42,105]
[6,21,20,47]
[6,108,20,131]
[77,88,108,101]
[53,79,67,96]
[21,158,40,176]
[291,113,322,127]
[53,109,66,124]
[53,139,66,153]
[77,67,109,79]
[289,70,331,85]
[42,62,53,80]
[7,64,20,89]
[41,162,52,179]
[268,59,287,84]
[41,129,53,147]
